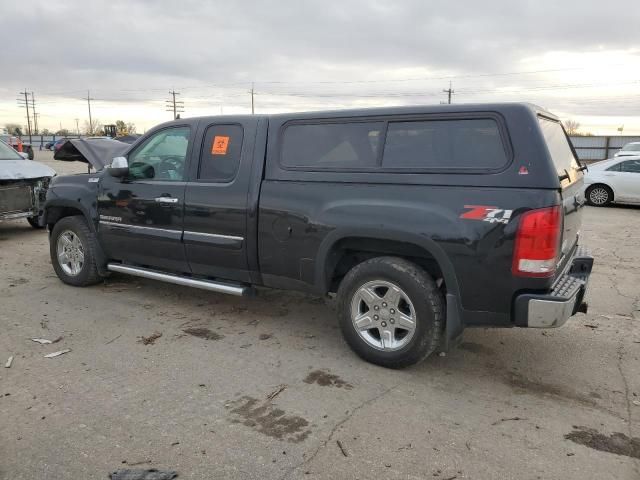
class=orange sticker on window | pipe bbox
[211,135,230,155]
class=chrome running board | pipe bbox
[107,263,250,296]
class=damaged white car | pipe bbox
[0,139,55,228]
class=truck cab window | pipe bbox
[127,127,190,181]
[198,124,244,182]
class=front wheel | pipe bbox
[336,256,444,368]
[50,216,102,286]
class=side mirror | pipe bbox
[108,156,129,177]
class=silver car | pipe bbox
[614,141,640,158]
[0,139,55,228]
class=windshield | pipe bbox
[0,140,22,160]
[621,143,640,151]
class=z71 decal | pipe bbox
[460,205,513,224]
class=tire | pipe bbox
[27,215,44,229]
[50,216,102,286]
[586,184,612,207]
[336,256,444,368]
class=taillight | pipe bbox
[512,206,562,277]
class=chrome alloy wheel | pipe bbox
[350,280,417,351]
[56,230,85,276]
[589,187,609,205]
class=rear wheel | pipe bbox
[586,184,612,206]
[336,256,444,368]
[50,216,102,286]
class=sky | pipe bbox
[0,0,638,135]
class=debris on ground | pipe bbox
[51,336,63,343]
[633,400,640,407]
[584,324,599,329]
[106,334,122,345]
[109,469,178,480]
[491,417,526,426]
[259,333,272,340]
[266,384,287,401]
[138,332,162,345]
[438,352,446,357]
[336,439,349,457]
[5,356,14,368]
[182,327,223,341]
[31,338,52,344]
[44,349,71,358]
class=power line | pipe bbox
[166,90,184,119]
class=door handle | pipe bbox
[154,197,179,204]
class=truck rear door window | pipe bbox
[198,124,244,182]
[538,117,580,182]
[382,118,507,170]
[281,122,383,169]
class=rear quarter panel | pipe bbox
[259,181,560,324]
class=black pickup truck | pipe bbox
[44,103,593,368]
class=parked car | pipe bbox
[584,156,640,206]
[53,138,70,153]
[43,103,593,368]
[45,140,57,150]
[614,141,640,158]
[0,138,55,228]
[0,134,34,159]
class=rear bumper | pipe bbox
[514,246,593,328]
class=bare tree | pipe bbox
[564,119,581,135]
[84,119,102,136]
[5,123,21,135]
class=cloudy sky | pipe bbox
[1,0,639,135]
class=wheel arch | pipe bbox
[316,228,460,299]
[44,200,95,232]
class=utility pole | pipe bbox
[166,90,184,120]
[250,83,255,114]
[442,81,454,104]
[85,90,94,134]
[17,90,33,144]
[30,92,38,134]
[75,118,80,136]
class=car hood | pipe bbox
[0,160,56,180]
[54,138,130,170]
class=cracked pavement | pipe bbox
[1,153,639,479]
